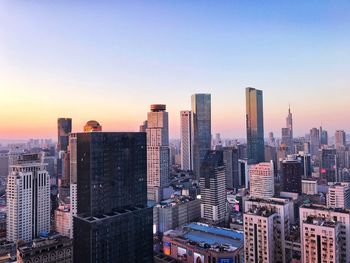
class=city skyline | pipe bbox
[1,1,350,140]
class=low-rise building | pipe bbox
[153,195,201,234]
[162,222,243,263]
[17,234,73,263]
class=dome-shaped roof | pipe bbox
[84,120,102,132]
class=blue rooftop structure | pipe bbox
[181,223,244,249]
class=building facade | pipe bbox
[180,110,192,171]
[246,87,265,164]
[249,162,274,199]
[6,154,50,242]
[72,132,153,263]
[200,151,226,223]
[191,93,211,179]
[146,104,170,202]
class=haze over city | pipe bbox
[1,1,349,140]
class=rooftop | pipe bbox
[304,216,337,228]
[156,195,196,208]
[301,203,350,214]
[165,222,244,252]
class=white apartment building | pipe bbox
[249,162,274,199]
[302,179,318,195]
[6,154,50,242]
[327,182,350,209]
[302,216,340,263]
[300,204,350,262]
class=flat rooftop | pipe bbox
[165,222,244,252]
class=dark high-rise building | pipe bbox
[57,118,72,152]
[281,155,303,193]
[321,148,337,182]
[72,132,153,263]
[223,147,239,189]
[191,93,211,179]
[309,128,320,157]
[320,127,328,146]
[246,87,264,164]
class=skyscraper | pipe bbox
[57,118,72,186]
[72,132,153,263]
[281,155,303,193]
[191,93,211,179]
[327,182,350,209]
[199,151,226,223]
[335,130,346,150]
[180,110,192,171]
[246,87,265,164]
[223,147,239,189]
[309,127,320,157]
[7,153,50,242]
[146,104,169,202]
[249,162,274,199]
[57,118,72,152]
[286,105,293,140]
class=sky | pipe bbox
[0,1,349,140]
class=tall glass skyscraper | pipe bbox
[191,94,211,179]
[57,118,72,152]
[72,132,153,263]
[246,87,265,164]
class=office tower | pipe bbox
[301,216,340,263]
[281,155,302,193]
[6,153,50,242]
[69,135,77,239]
[199,151,226,223]
[268,132,275,146]
[238,159,249,188]
[146,104,169,202]
[17,235,73,263]
[303,142,310,154]
[57,118,72,152]
[0,151,9,178]
[335,130,346,150]
[246,87,265,164]
[297,151,312,178]
[249,162,274,199]
[72,132,153,263]
[180,110,192,171]
[327,182,350,209]
[320,127,328,145]
[139,120,148,132]
[286,105,293,141]
[281,128,291,147]
[191,93,211,179]
[309,127,320,157]
[223,147,239,189]
[300,204,350,262]
[244,197,292,263]
[83,120,102,132]
[320,148,337,182]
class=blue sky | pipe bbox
[0,1,349,139]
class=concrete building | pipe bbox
[301,216,340,263]
[300,204,350,262]
[6,153,50,242]
[162,222,243,263]
[249,162,274,199]
[199,151,226,224]
[244,206,275,263]
[191,94,211,179]
[302,179,318,195]
[17,234,73,263]
[335,130,346,150]
[246,87,265,164]
[180,110,192,171]
[146,104,170,202]
[153,195,200,234]
[327,182,350,209]
[309,128,320,157]
[54,205,71,238]
[244,197,292,263]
